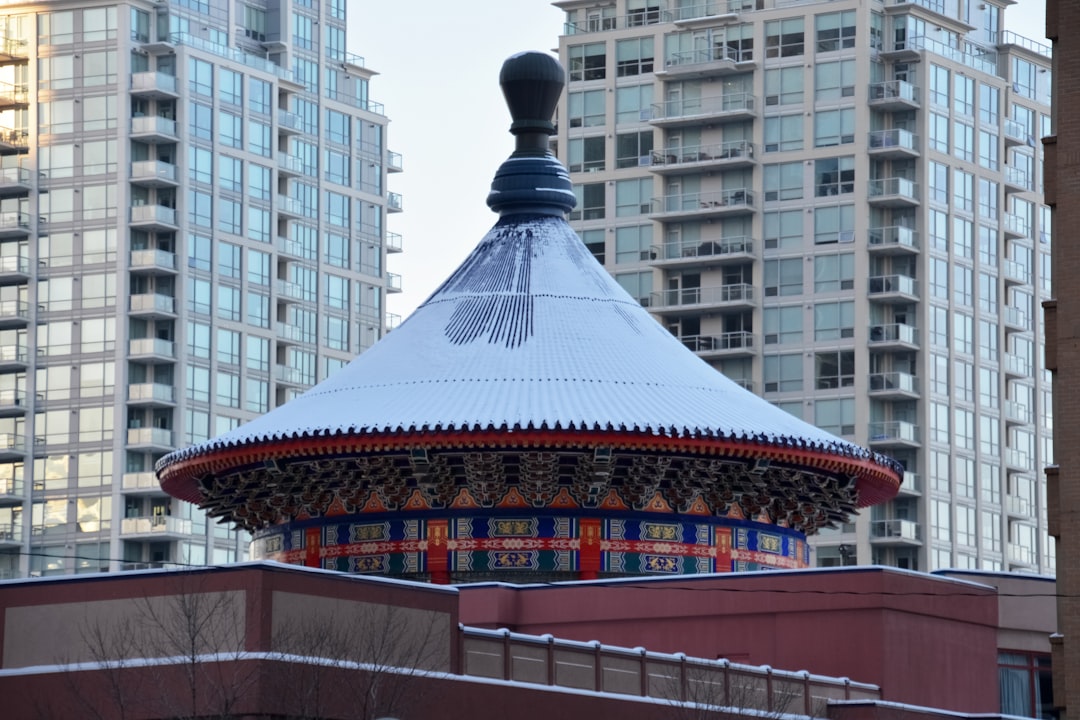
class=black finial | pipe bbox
[487,52,576,217]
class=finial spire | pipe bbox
[486,52,576,217]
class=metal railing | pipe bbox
[652,283,754,308]
[657,235,752,261]
[650,93,754,121]
[868,226,918,251]
[650,140,754,169]
[462,627,879,713]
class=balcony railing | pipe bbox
[130,115,178,138]
[122,472,163,492]
[0,254,29,275]
[129,293,176,314]
[651,283,753,308]
[130,71,178,95]
[868,80,920,106]
[662,44,753,71]
[868,421,920,444]
[679,331,754,353]
[657,236,752,261]
[868,274,918,297]
[126,427,174,447]
[870,519,921,541]
[1003,213,1030,238]
[867,177,919,202]
[868,128,919,153]
[1007,543,1036,566]
[649,93,754,121]
[130,160,178,184]
[868,372,918,394]
[128,338,175,358]
[130,204,177,227]
[120,515,192,537]
[129,248,177,272]
[868,226,918,252]
[1004,166,1031,192]
[651,188,754,215]
[127,383,175,404]
[649,140,754,169]
[387,192,403,212]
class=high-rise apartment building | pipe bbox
[555,0,1052,574]
[0,0,401,577]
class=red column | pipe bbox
[579,518,602,580]
[303,527,321,568]
[427,519,450,584]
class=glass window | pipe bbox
[814,60,855,102]
[616,132,654,170]
[814,300,854,340]
[764,305,802,345]
[569,42,606,81]
[814,108,855,147]
[217,285,240,321]
[570,182,605,221]
[569,89,605,127]
[764,258,802,296]
[569,136,606,172]
[813,253,854,292]
[218,198,242,235]
[764,354,803,393]
[220,112,243,149]
[815,11,855,52]
[249,77,271,114]
[217,328,240,365]
[764,114,803,152]
[929,112,949,153]
[187,321,211,358]
[815,351,854,389]
[765,18,804,57]
[813,204,854,244]
[764,162,803,201]
[764,66,802,106]
[246,336,269,371]
[189,58,213,96]
[814,156,854,197]
[815,398,854,436]
[616,37,653,77]
[219,156,242,193]
[189,101,213,140]
[220,68,242,106]
[248,120,271,156]
[615,178,652,217]
[218,242,240,279]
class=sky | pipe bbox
[350,0,1049,321]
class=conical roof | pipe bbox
[157,52,901,517]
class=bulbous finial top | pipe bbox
[500,51,564,137]
[486,52,576,217]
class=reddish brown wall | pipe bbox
[458,568,1000,712]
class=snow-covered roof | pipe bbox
[156,51,901,509]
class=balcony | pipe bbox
[870,519,922,545]
[1006,492,1032,518]
[275,322,307,345]
[387,271,402,293]
[678,331,755,359]
[129,248,177,274]
[275,364,307,386]
[897,471,922,496]
[0,36,27,64]
[0,387,25,416]
[868,226,919,255]
[655,46,754,80]
[0,473,21,505]
[130,160,178,188]
[1004,399,1032,427]
[275,235,305,259]
[388,192,403,213]
[0,81,28,109]
[0,522,19,547]
[129,204,178,231]
[649,188,754,222]
[868,80,920,111]
[120,515,192,539]
[1007,543,1036,568]
[0,342,27,370]
[867,274,919,303]
[126,427,175,451]
[129,71,179,99]
[386,231,403,253]
[0,253,30,284]
[868,372,919,399]
[867,421,920,448]
[1005,448,1031,472]
[128,337,176,360]
[650,283,754,313]
[661,1,754,22]
[653,236,753,268]
[1003,118,1030,147]
[277,153,304,176]
[275,279,305,303]
[277,109,303,135]
[121,472,168,495]
[387,150,403,173]
[1003,166,1031,194]
[0,129,28,153]
[648,93,755,127]
[277,195,305,217]
[867,129,920,159]
[1003,213,1030,239]
[648,140,755,174]
[1003,352,1031,378]
[0,298,30,328]
[867,178,920,207]
[0,432,24,460]
[1002,258,1030,286]
[128,293,176,318]
[130,115,178,143]
[127,383,176,406]
[1002,306,1029,332]
[0,166,31,195]
[0,210,30,237]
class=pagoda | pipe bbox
[157,53,902,583]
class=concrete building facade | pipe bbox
[0,0,401,578]
[553,0,1053,575]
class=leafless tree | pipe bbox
[657,655,803,720]
[267,598,448,720]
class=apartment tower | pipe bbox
[0,0,401,577]
[555,0,1052,576]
